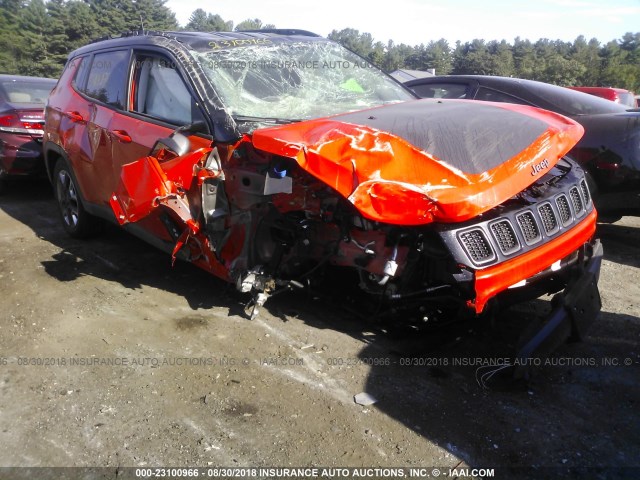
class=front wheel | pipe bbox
[53,159,100,238]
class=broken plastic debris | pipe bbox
[354,392,377,406]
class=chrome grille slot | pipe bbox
[570,187,584,217]
[440,169,595,269]
[516,211,541,245]
[538,202,559,235]
[556,195,572,225]
[458,229,495,264]
[490,220,520,255]
[580,179,591,206]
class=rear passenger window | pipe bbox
[410,83,469,99]
[84,50,129,108]
[475,87,529,105]
[71,56,89,91]
[131,55,205,126]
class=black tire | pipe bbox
[0,178,6,195]
[53,158,101,238]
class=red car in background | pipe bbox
[0,74,57,193]
[567,86,636,108]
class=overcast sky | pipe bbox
[165,0,640,46]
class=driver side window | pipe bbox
[131,54,205,126]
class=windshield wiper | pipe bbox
[234,115,302,125]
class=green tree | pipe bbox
[381,41,415,72]
[0,0,24,73]
[87,0,176,37]
[328,28,374,58]
[184,9,232,31]
[133,0,177,30]
[367,41,385,69]
[452,39,510,76]
[17,0,49,76]
[424,39,453,75]
[599,38,640,90]
[43,0,71,76]
[66,1,100,51]
[569,36,601,86]
[0,1,639,91]
[601,63,640,91]
[87,0,130,36]
[512,37,536,78]
[528,38,586,85]
[235,18,275,31]
[486,40,514,76]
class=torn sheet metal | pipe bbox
[109,148,210,225]
[109,155,170,225]
[252,99,584,225]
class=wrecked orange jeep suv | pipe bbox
[44,30,602,360]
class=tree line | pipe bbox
[0,0,638,91]
[328,29,640,91]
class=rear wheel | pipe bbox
[53,159,100,238]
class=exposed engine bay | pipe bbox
[110,111,598,323]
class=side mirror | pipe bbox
[150,132,190,159]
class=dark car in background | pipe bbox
[405,75,640,220]
[0,74,57,193]
[567,86,636,108]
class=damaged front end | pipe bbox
[109,98,602,344]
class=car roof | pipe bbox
[404,74,630,116]
[404,74,551,99]
[405,74,529,87]
[69,29,324,58]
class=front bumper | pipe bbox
[473,209,598,313]
[513,238,603,378]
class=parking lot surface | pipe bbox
[0,179,638,478]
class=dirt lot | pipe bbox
[0,178,638,480]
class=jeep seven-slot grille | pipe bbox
[490,220,520,254]
[570,186,584,215]
[459,229,494,264]
[516,211,541,244]
[439,174,594,268]
[580,179,591,205]
[556,195,572,224]
[538,203,559,235]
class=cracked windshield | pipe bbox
[193,40,414,120]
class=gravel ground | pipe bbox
[0,178,638,480]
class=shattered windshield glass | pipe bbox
[192,40,414,120]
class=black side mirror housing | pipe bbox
[150,133,191,159]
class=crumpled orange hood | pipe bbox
[252,99,584,225]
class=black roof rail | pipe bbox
[88,34,113,44]
[88,30,178,45]
[120,30,177,39]
[236,29,320,37]
[85,29,321,48]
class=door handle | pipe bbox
[66,111,84,123]
[111,130,132,143]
